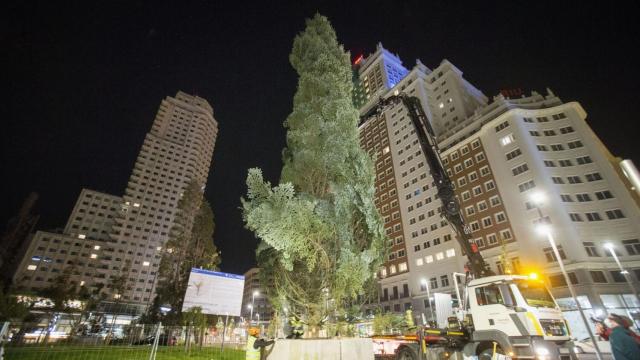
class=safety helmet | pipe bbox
[248,327,260,336]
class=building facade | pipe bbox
[355,45,640,333]
[14,91,219,310]
[14,189,122,294]
[241,267,272,323]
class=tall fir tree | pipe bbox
[153,180,220,324]
[242,14,385,332]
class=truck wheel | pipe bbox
[478,345,503,360]
[397,346,418,360]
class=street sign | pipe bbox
[182,268,244,316]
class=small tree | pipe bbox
[39,266,77,343]
[153,180,220,324]
[0,288,30,322]
[242,14,385,335]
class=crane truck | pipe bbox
[365,93,579,360]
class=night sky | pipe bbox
[3,1,639,275]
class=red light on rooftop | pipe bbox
[354,54,364,65]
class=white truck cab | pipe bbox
[463,274,577,359]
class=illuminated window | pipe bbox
[416,258,424,266]
[390,265,397,274]
[27,265,37,271]
[143,261,150,266]
[382,146,390,154]
[436,252,444,260]
[446,248,455,257]
[500,134,515,146]
[78,234,86,239]
[425,255,433,263]
[93,245,100,250]
[399,262,407,272]
[80,280,85,286]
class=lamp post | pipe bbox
[421,278,435,324]
[251,290,259,325]
[604,243,640,302]
[530,192,603,360]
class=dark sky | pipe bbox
[2,1,639,275]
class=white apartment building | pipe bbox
[14,189,122,293]
[110,91,218,304]
[14,91,219,310]
[241,268,273,322]
[356,45,640,333]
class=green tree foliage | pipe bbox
[242,14,385,332]
[0,288,30,322]
[153,180,221,324]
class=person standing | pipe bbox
[246,327,274,360]
[606,314,640,360]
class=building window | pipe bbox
[590,271,607,283]
[550,144,564,151]
[567,176,582,184]
[610,271,626,283]
[558,159,573,167]
[584,242,600,257]
[441,275,450,287]
[622,239,640,255]
[552,176,565,184]
[585,212,603,222]
[480,166,490,176]
[446,248,455,257]
[560,194,573,202]
[559,126,575,134]
[506,148,522,161]
[544,246,567,262]
[544,160,556,167]
[569,213,583,222]
[605,209,626,220]
[549,273,578,287]
[529,130,541,137]
[495,121,510,132]
[585,172,603,182]
[576,156,593,165]
[518,180,536,193]
[500,134,515,146]
[567,140,583,149]
[595,190,614,200]
[512,163,529,176]
[576,193,592,202]
[537,145,549,151]
[430,277,438,289]
[490,196,501,207]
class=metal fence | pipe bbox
[1,321,247,360]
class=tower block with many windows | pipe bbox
[355,45,640,330]
[111,91,218,303]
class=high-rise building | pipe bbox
[14,189,122,293]
[355,46,640,332]
[14,91,219,309]
[110,91,218,304]
[241,268,272,323]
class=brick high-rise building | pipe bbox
[355,45,640,334]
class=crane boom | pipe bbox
[365,93,492,278]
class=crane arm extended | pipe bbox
[364,93,492,278]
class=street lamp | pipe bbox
[530,192,603,360]
[247,301,253,325]
[604,243,640,302]
[421,278,435,324]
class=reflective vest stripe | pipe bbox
[246,336,260,360]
